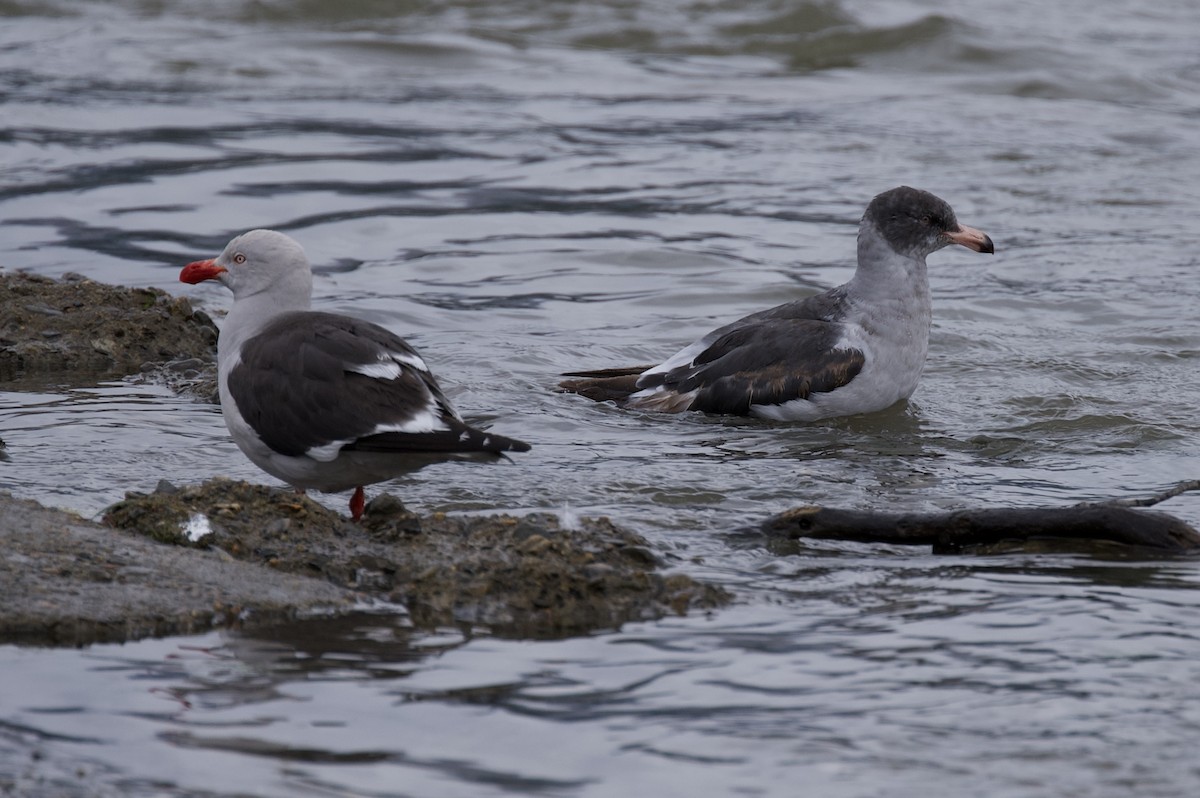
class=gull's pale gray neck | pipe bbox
[219,283,311,367]
[214,230,314,366]
[846,219,931,309]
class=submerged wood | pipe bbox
[763,482,1200,554]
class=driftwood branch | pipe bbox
[1080,479,1200,509]
[763,481,1200,555]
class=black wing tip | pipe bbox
[475,429,532,454]
[560,365,654,379]
[558,369,650,404]
[343,426,530,455]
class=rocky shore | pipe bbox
[1,270,219,393]
[0,271,729,646]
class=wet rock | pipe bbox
[0,491,358,647]
[104,478,730,639]
[0,270,218,394]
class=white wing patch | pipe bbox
[626,385,699,413]
[302,397,450,462]
[305,440,353,462]
[639,332,719,382]
[346,350,429,381]
[369,403,449,435]
[349,359,403,380]
[393,351,429,372]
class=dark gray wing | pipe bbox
[733,284,854,327]
[636,287,864,414]
[229,311,529,457]
[638,318,865,414]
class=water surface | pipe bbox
[3,1,1200,795]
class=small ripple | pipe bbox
[160,731,396,764]
[410,290,652,311]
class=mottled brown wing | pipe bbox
[647,319,865,415]
[557,365,656,403]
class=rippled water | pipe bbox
[4,1,1200,795]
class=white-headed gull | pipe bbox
[559,186,994,420]
[180,229,530,521]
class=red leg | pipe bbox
[349,486,365,522]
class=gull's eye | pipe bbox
[233,252,247,265]
[920,214,934,226]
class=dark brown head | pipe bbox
[864,186,994,259]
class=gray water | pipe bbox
[3,1,1200,795]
